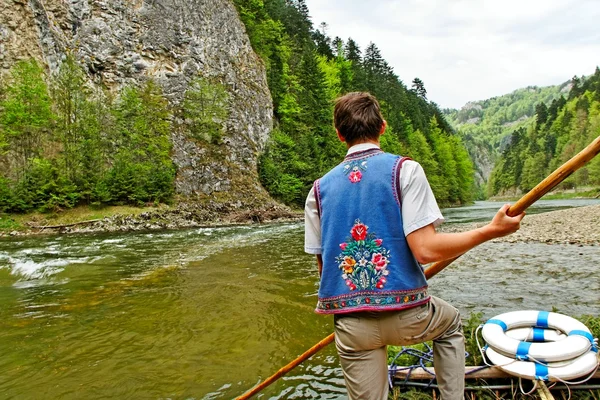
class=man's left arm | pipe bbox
[406,204,524,264]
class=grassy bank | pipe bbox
[0,204,169,234]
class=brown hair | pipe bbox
[333,92,384,146]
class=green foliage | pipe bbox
[108,80,175,205]
[0,59,54,179]
[13,158,79,212]
[258,129,309,204]
[0,176,15,212]
[52,54,89,180]
[486,68,600,196]
[0,215,20,230]
[446,69,600,198]
[462,311,485,366]
[387,342,432,367]
[233,0,475,207]
[0,58,177,212]
[379,128,403,155]
[182,77,229,144]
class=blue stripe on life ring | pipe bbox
[487,319,508,331]
[568,330,593,343]
[535,363,549,380]
[536,311,550,328]
[568,330,598,353]
[516,341,531,360]
[532,328,545,342]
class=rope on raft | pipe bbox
[387,345,491,389]
[387,343,436,388]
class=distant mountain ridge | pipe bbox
[442,81,571,194]
[444,82,570,146]
[443,69,600,198]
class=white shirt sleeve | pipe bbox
[400,160,445,236]
[304,185,322,254]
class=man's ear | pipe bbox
[336,129,346,142]
[379,120,387,136]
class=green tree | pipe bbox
[313,22,334,58]
[182,77,229,144]
[108,80,175,204]
[51,54,89,182]
[535,102,548,130]
[235,0,477,206]
[258,129,308,204]
[78,87,113,203]
[0,59,54,180]
[411,77,427,99]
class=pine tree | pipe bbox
[312,22,333,58]
[344,38,361,63]
[535,102,548,130]
[411,77,427,99]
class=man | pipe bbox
[304,92,524,399]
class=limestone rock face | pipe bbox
[0,0,273,204]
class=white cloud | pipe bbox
[304,0,600,108]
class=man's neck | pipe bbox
[346,139,380,149]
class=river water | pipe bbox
[1,200,599,399]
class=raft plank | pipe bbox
[392,367,600,381]
[392,366,510,380]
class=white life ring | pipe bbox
[482,310,594,362]
[485,347,599,381]
[505,327,566,342]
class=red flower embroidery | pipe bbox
[337,219,391,291]
[348,170,362,183]
[350,223,368,241]
[345,279,357,291]
[371,253,388,270]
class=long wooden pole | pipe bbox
[236,134,600,400]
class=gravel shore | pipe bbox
[440,204,600,245]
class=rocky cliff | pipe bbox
[0,0,274,208]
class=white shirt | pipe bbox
[304,143,444,254]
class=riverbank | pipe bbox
[440,204,600,245]
[0,202,302,237]
[3,202,600,242]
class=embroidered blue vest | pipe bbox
[314,149,429,314]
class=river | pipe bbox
[1,200,599,399]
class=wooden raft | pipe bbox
[392,366,600,380]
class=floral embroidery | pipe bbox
[337,219,390,291]
[316,288,429,313]
[343,160,367,183]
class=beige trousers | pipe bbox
[334,296,465,400]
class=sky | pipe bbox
[303,0,600,110]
